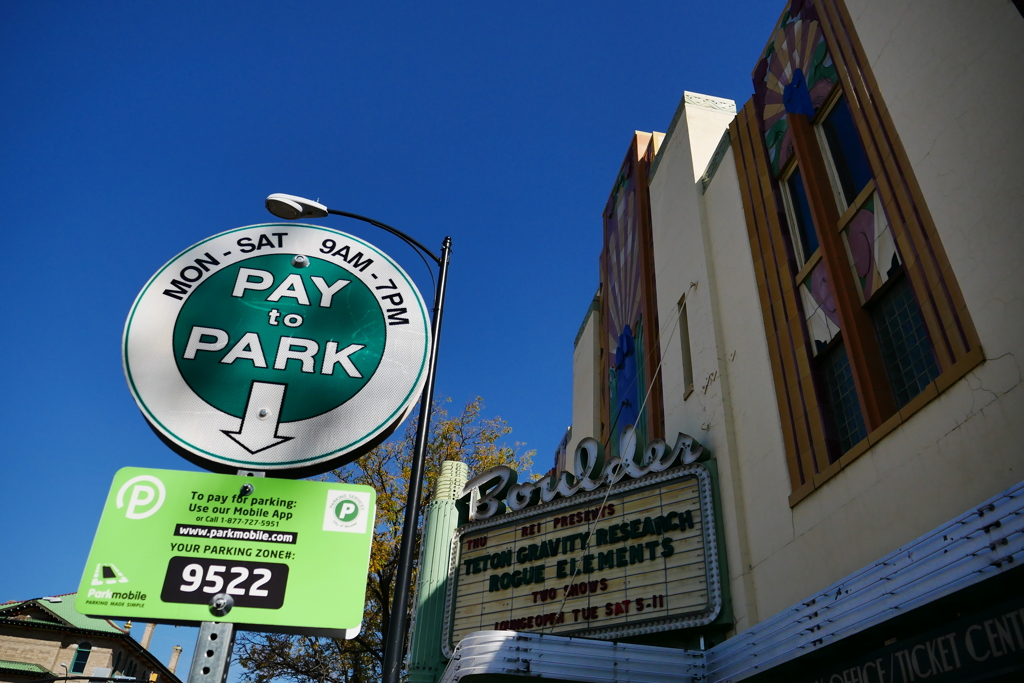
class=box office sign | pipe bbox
[442,462,722,653]
[76,467,375,637]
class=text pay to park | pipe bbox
[123,224,432,477]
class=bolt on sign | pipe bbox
[76,468,375,636]
[442,433,722,654]
[123,224,430,477]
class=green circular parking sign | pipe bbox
[124,224,431,477]
[172,253,388,422]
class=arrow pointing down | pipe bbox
[222,381,293,454]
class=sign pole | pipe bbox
[186,622,235,683]
[101,203,439,677]
[185,470,262,683]
[381,237,451,683]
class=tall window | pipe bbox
[71,643,92,674]
[678,299,694,397]
[783,167,819,265]
[739,0,981,502]
[817,94,941,415]
[777,89,942,462]
[819,342,867,453]
[819,97,873,210]
[871,277,940,407]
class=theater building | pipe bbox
[408,1,1024,681]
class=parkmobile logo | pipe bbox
[116,475,166,519]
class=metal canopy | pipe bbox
[438,630,706,683]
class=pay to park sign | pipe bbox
[76,468,376,636]
[124,223,431,477]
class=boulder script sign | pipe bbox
[443,429,722,652]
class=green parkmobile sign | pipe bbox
[123,223,431,477]
[76,467,375,637]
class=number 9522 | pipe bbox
[160,556,288,609]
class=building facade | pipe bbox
[0,595,182,683]
[413,1,1024,680]
[641,0,1023,638]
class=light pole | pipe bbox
[265,193,451,683]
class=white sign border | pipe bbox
[123,223,431,475]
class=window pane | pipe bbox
[71,643,92,674]
[820,342,867,455]
[822,97,873,206]
[872,277,940,408]
[787,168,819,259]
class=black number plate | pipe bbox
[160,556,288,609]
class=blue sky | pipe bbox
[1,0,781,674]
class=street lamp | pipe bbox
[265,193,451,683]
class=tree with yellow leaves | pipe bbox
[235,397,534,683]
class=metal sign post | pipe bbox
[381,237,451,683]
[186,621,235,683]
[185,470,259,683]
[78,202,449,683]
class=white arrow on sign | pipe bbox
[222,381,293,454]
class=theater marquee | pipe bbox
[442,462,721,653]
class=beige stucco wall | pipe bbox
[0,629,117,678]
[644,2,1024,633]
[700,149,793,633]
[649,93,764,634]
[649,95,737,452]
[567,302,602,476]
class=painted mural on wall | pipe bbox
[604,160,643,457]
[754,0,838,177]
[591,132,665,464]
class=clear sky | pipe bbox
[1,0,782,675]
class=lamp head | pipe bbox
[266,193,329,220]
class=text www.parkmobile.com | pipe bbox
[174,523,297,544]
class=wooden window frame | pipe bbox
[779,159,822,272]
[729,0,985,505]
[813,88,855,214]
[789,109,898,434]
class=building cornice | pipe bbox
[0,618,183,683]
[683,91,736,113]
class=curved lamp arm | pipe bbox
[265,193,440,265]
[265,191,450,683]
